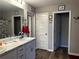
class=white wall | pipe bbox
[36,2,79,55]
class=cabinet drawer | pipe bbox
[17,54,25,59]
[17,46,25,54]
[0,49,17,59]
[25,40,35,51]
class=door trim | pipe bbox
[52,10,71,53]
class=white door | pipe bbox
[36,13,48,50]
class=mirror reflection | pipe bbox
[0,3,24,39]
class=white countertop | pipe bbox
[0,37,35,55]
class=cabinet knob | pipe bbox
[20,54,24,59]
[31,48,33,52]
[19,48,23,51]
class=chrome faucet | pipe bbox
[18,32,24,39]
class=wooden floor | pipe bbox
[36,47,69,59]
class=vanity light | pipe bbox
[17,0,22,4]
[15,11,19,15]
[49,14,53,23]
[49,15,52,19]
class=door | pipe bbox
[14,16,21,36]
[17,46,26,59]
[36,13,48,50]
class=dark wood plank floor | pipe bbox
[36,47,69,59]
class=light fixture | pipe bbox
[17,0,22,4]
[15,10,19,15]
[49,13,53,23]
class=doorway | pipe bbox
[13,16,21,36]
[53,11,71,53]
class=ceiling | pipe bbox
[25,0,79,7]
[0,1,22,12]
[0,0,78,11]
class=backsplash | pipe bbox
[0,18,11,38]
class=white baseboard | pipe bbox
[36,48,49,51]
[48,49,54,52]
[36,48,54,52]
[69,52,79,56]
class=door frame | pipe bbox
[12,15,22,36]
[27,15,32,37]
[52,10,71,53]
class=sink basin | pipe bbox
[12,40,20,42]
[0,39,20,53]
[0,42,6,53]
[5,39,21,47]
[0,40,5,47]
[0,47,6,53]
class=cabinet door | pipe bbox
[17,46,26,59]
[17,54,25,59]
[25,40,35,59]
[0,50,17,59]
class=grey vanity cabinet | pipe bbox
[25,40,36,59]
[0,39,36,59]
[17,40,36,59]
[0,49,17,59]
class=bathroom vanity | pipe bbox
[0,37,36,59]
